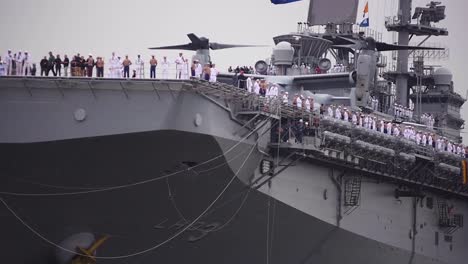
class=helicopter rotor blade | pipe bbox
[148,43,198,51]
[210,43,267,50]
[376,42,445,51]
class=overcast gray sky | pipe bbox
[1,0,467,142]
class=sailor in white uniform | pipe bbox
[327,106,333,118]
[422,134,427,146]
[161,56,170,79]
[209,64,218,82]
[343,108,349,121]
[436,138,442,151]
[109,52,120,78]
[3,49,13,75]
[268,84,278,98]
[296,96,303,110]
[447,142,453,153]
[282,92,289,104]
[393,126,400,137]
[334,106,341,119]
[456,145,462,155]
[409,128,416,141]
[175,53,184,79]
[415,133,421,145]
[195,60,203,79]
[253,80,260,95]
[135,55,144,78]
[428,134,434,148]
[351,112,357,125]
[304,97,311,112]
[386,122,392,135]
[363,115,369,129]
[0,57,5,76]
[15,51,23,76]
[246,77,253,93]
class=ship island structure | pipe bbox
[0,0,467,264]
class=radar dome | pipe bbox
[273,41,294,66]
[433,67,452,86]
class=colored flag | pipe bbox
[360,1,370,27]
[271,0,302,4]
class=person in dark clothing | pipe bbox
[320,104,325,115]
[55,55,62,76]
[237,71,248,89]
[86,54,95,77]
[294,120,305,143]
[80,56,86,76]
[232,72,239,87]
[95,57,104,77]
[40,56,48,76]
[70,56,77,76]
[30,63,37,76]
[122,55,132,78]
[47,52,56,76]
[150,55,157,78]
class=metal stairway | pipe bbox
[344,176,362,207]
[437,199,464,234]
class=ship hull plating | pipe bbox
[0,130,448,264]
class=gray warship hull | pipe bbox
[0,77,465,264]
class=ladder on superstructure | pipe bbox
[344,176,362,207]
[437,199,464,234]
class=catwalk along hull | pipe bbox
[0,77,464,264]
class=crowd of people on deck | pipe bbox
[393,103,414,119]
[228,62,349,77]
[323,104,467,157]
[231,74,466,158]
[0,50,220,81]
[421,113,435,130]
[0,50,35,76]
[228,66,255,74]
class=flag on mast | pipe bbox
[271,0,302,4]
[360,2,370,27]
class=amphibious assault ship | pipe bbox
[0,1,467,264]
